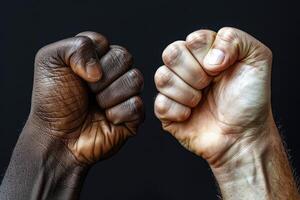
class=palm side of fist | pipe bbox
[30,31,144,166]
[154,27,273,167]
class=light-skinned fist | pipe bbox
[154,27,273,168]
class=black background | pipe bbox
[0,0,299,199]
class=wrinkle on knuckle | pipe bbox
[129,96,143,114]
[155,95,170,115]
[195,73,211,89]
[190,91,202,107]
[63,37,96,72]
[162,41,183,66]
[122,69,144,91]
[71,36,95,61]
[217,27,240,44]
[127,69,144,90]
[89,48,133,94]
[154,67,173,88]
[186,30,215,49]
[73,36,93,50]
[114,46,132,63]
[175,113,185,122]
[109,47,133,70]
[177,108,191,121]
[35,46,62,69]
[247,42,273,65]
[77,31,109,51]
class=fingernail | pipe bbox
[205,49,225,65]
[86,59,101,81]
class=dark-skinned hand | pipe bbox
[32,31,144,165]
[0,31,144,200]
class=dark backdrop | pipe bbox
[0,0,299,199]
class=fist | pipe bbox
[30,32,144,165]
[154,27,273,167]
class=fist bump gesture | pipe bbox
[155,27,299,199]
[1,28,299,200]
[154,27,272,166]
[0,32,144,199]
[32,31,144,165]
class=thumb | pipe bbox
[35,35,104,82]
[202,27,273,75]
[68,36,103,82]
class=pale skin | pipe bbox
[154,27,300,199]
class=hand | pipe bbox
[154,27,273,167]
[154,27,299,200]
[0,31,144,200]
[30,31,144,166]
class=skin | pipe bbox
[0,28,298,200]
[154,27,300,199]
[0,31,144,200]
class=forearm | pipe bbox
[211,121,299,200]
[0,120,88,200]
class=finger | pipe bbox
[105,96,144,125]
[186,29,216,68]
[202,27,273,75]
[76,31,109,57]
[154,93,191,122]
[88,45,133,93]
[154,66,202,107]
[162,41,211,90]
[68,36,103,82]
[35,36,104,82]
[97,69,144,108]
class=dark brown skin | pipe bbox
[0,31,144,199]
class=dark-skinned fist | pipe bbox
[30,31,144,166]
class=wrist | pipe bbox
[20,118,89,198]
[211,112,279,174]
[211,123,276,183]
[211,121,276,199]
[210,116,299,199]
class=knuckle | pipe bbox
[154,66,173,88]
[127,69,144,90]
[263,45,273,60]
[35,48,45,65]
[35,44,61,68]
[154,94,170,115]
[177,108,191,121]
[190,91,202,107]
[217,27,239,43]
[76,31,108,44]
[195,73,212,89]
[110,45,133,68]
[77,31,109,55]
[70,36,95,65]
[171,40,186,46]
[162,41,184,66]
[35,46,46,59]
[96,38,109,54]
[73,36,94,50]
[186,30,216,49]
[129,96,143,113]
